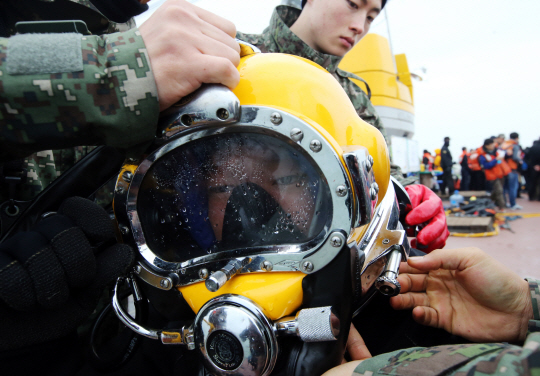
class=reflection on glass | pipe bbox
[138,133,331,262]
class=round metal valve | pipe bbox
[193,295,278,376]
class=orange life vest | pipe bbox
[468,149,482,171]
[423,152,434,170]
[476,147,504,180]
[459,151,470,165]
[500,140,519,170]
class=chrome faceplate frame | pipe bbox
[115,99,361,287]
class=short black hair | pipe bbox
[510,132,519,140]
[444,137,450,142]
[462,147,467,151]
[423,149,429,153]
[484,138,494,147]
[302,0,387,9]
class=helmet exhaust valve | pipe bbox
[375,248,402,296]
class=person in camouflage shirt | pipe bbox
[323,247,540,376]
[0,0,241,202]
[0,0,157,202]
[237,4,386,146]
[237,0,449,252]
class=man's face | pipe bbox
[485,143,495,152]
[304,0,382,56]
[205,144,318,241]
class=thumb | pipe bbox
[346,324,371,361]
[407,248,477,272]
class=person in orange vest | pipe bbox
[459,147,471,191]
[422,150,434,171]
[500,132,523,210]
[478,138,506,210]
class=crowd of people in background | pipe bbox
[422,133,540,211]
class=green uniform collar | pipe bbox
[269,5,344,74]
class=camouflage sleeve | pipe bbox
[0,28,159,161]
[525,278,540,333]
[353,337,540,376]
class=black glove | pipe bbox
[0,197,134,351]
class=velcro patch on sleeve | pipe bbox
[6,33,83,75]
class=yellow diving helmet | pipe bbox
[112,42,410,376]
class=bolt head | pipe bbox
[290,128,304,142]
[302,261,314,272]
[270,112,283,125]
[122,171,133,183]
[261,260,273,272]
[310,140,322,152]
[370,187,378,201]
[119,224,129,235]
[336,185,347,197]
[331,236,343,247]
[382,238,390,245]
[198,268,209,279]
[365,161,372,172]
[216,108,229,120]
[134,265,142,274]
[115,185,125,195]
[160,279,171,289]
[372,182,379,193]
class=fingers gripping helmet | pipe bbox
[112,42,409,376]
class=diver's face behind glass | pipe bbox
[206,138,316,242]
[137,133,331,263]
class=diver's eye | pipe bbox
[346,0,359,10]
[208,185,234,194]
[274,174,307,186]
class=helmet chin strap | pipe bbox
[221,182,307,248]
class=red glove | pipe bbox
[404,184,449,253]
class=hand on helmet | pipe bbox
[139,0,241,111]
[404,184,449,253]
[0,197,134,351]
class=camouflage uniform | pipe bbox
[352,278,540,376]
[0,0,159,201]
[237,5,412,184]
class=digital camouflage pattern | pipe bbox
[526,278,540,333]
[236,6,414,185]
[352,278,540,376]
[0,0,159,201]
